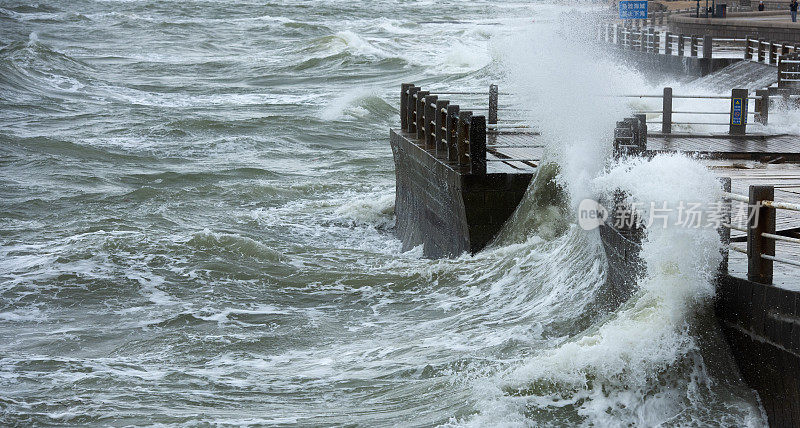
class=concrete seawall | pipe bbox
[390,129,531,258]
[716,274,800,426]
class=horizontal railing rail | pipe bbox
[619,87,768,134]
[722,185,800,284]
[601,23,800,68]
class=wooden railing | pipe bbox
[400,84,489,175]
[724,185,800,285]
[602,23,800,65]
[621,88,770,134]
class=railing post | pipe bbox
[407,86,420,134]
[456,111,472,169]
[488,84,498,125]
[719,177,732,276]
[758,39,765,63]
[400,83,412,131]
[755,89,769,125]
[434,99,449,157]
[769,41,777,65]
[649,28,656,53]
[640,29,646,52]
[665,32,672,55]
[662,87,672,134]
[469,116,487,175]
[747,185,775,285]
[703,35,713,59]
[778,56,784,88]
[415,90,429,140]
[744,38,752,61]
[617,25,623,46]
[729,88,748,135]
[445,105,459,161]
[424,95,437,149]
[691,35,698,57]
[678,34,685,57]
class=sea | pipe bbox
[0,0,778,426]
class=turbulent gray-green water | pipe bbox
[0,1,771,426]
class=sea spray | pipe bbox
[457,154,764,426]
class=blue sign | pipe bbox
[619,1,648,19]
[731,98,744,125]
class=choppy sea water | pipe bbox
[0,1,773,426]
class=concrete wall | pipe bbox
[716,274,800,426]
[390,129,531,258]
[670,15,800,43]
[611,47,739,76]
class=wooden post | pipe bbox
[678,34,685,57]
[407,86,420,134]
[469,116,487,175]
[415,90,429,140]
[690,35,698,57]
[456,111,472,168]
[400,83,412,131]
[424,95,437,149]
[729,88,748,135]
[755,89,769,125]
[640,29,646,52]
[769,42,777,65]
[665,32,672,55]
[758,39,765,63]
[662,87,672,134]
[744,38,752,61]
[445,105,459,161]
[650,28,657,53]
[747,185,775,285]
[719,177,732,276]
[488,84,498,125]
[703,35,713,59]
[434,100,449,157]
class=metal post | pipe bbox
[456,111,472,168]
[400,83,412,131]
[747,185,775,285]
[469,116,487,175]
[488,84,498,125]
[729,88,748,135]
[445,105,459,161]
[415,90,429,140]
[662,87,672,134]
[424,95,437,149]
[778,57,784,88]
[678,34,685,57]
[703,35,713,59]
[434,100,449,157]
[758,39,765,63]
[755,89,769,125]
[691,35,698,57]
